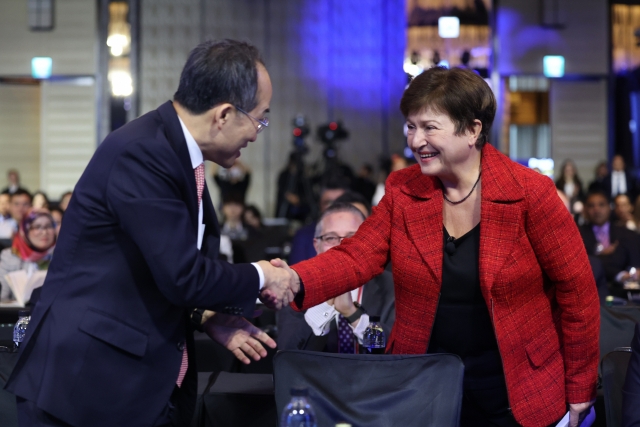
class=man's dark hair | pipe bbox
[333,191,372,216]
[10,188,32,203]
[400,66,496,148]
[174,39,264,115]
[320,177,350,194]
[585,189,609,204]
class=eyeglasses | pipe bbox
[235,106,269,133]
[29,224,54,232]
[314,233,355,246]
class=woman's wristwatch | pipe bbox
[345,302,366,323]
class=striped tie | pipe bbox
[176,162,205,387]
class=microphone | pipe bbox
[445,236,456,255]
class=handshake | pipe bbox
[257,259,301,310]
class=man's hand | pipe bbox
[599,241,618,256]
[333,292,356,318]
[203,312,276,365]
[257,259,299,310]
[569,401,594,427]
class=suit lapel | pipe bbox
[478,146,525,294]
[156,101,199,225]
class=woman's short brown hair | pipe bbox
[400,67,496,148]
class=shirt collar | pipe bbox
[593,222,610,235]
[178,116,204,169]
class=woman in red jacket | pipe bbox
[284,67,599,427]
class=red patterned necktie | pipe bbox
[176,162,205,387]
[338,315,356,354]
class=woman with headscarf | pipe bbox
[0,209,56,302]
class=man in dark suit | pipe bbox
[1,169,29,195]
[277,202,395,352]
[579,190,640,298]
[5,40,296,427]
[623,322,640,426]
[600,155,638,203]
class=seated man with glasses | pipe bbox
[277,202,395,353]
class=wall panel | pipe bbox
[40,80,96,199]
[0,84,41,192]
[0,0,96,76]
[550,79,608,182]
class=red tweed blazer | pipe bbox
[291,144,600,427]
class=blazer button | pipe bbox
[177,342,185,352]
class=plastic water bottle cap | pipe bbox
[18,310,30,318]
[369,315,380,322]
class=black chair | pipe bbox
[600,306,640,361]
[192,372,276,427]
[273,351,464,427]
[601,347,632,427]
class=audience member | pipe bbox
[579,190,640,297]
[243,204,263,231]
[1,169,28,195]
[602,155,637,202]
[588,161,608,193]
[288,180,348,265]
[277,202,394,352]
[614,194,637,231]
[58,190,72,212]
[555,159,584,214]
[0,189,32,239]
[0,192,10,221]
[49,207,63,236]
[32,191,50,210]
[351,163,377,203]
[220,195,247,241]
[634,196,640,232]
[0,209,56,302]
[213,159,251,206]
[235,204,288,263]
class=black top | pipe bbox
[427,224,504,388]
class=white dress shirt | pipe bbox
[612,171,627,197]
[304,287,370,343]
[178,117,264,288]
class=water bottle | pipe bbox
[362,315,385,354]
[281,387,317,427]
[13,310,31,350]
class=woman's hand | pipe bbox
[569,401,594,427]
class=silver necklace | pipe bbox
[443,171,482,205]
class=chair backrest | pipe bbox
[273,351,464,427]
[601,347,632,427]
